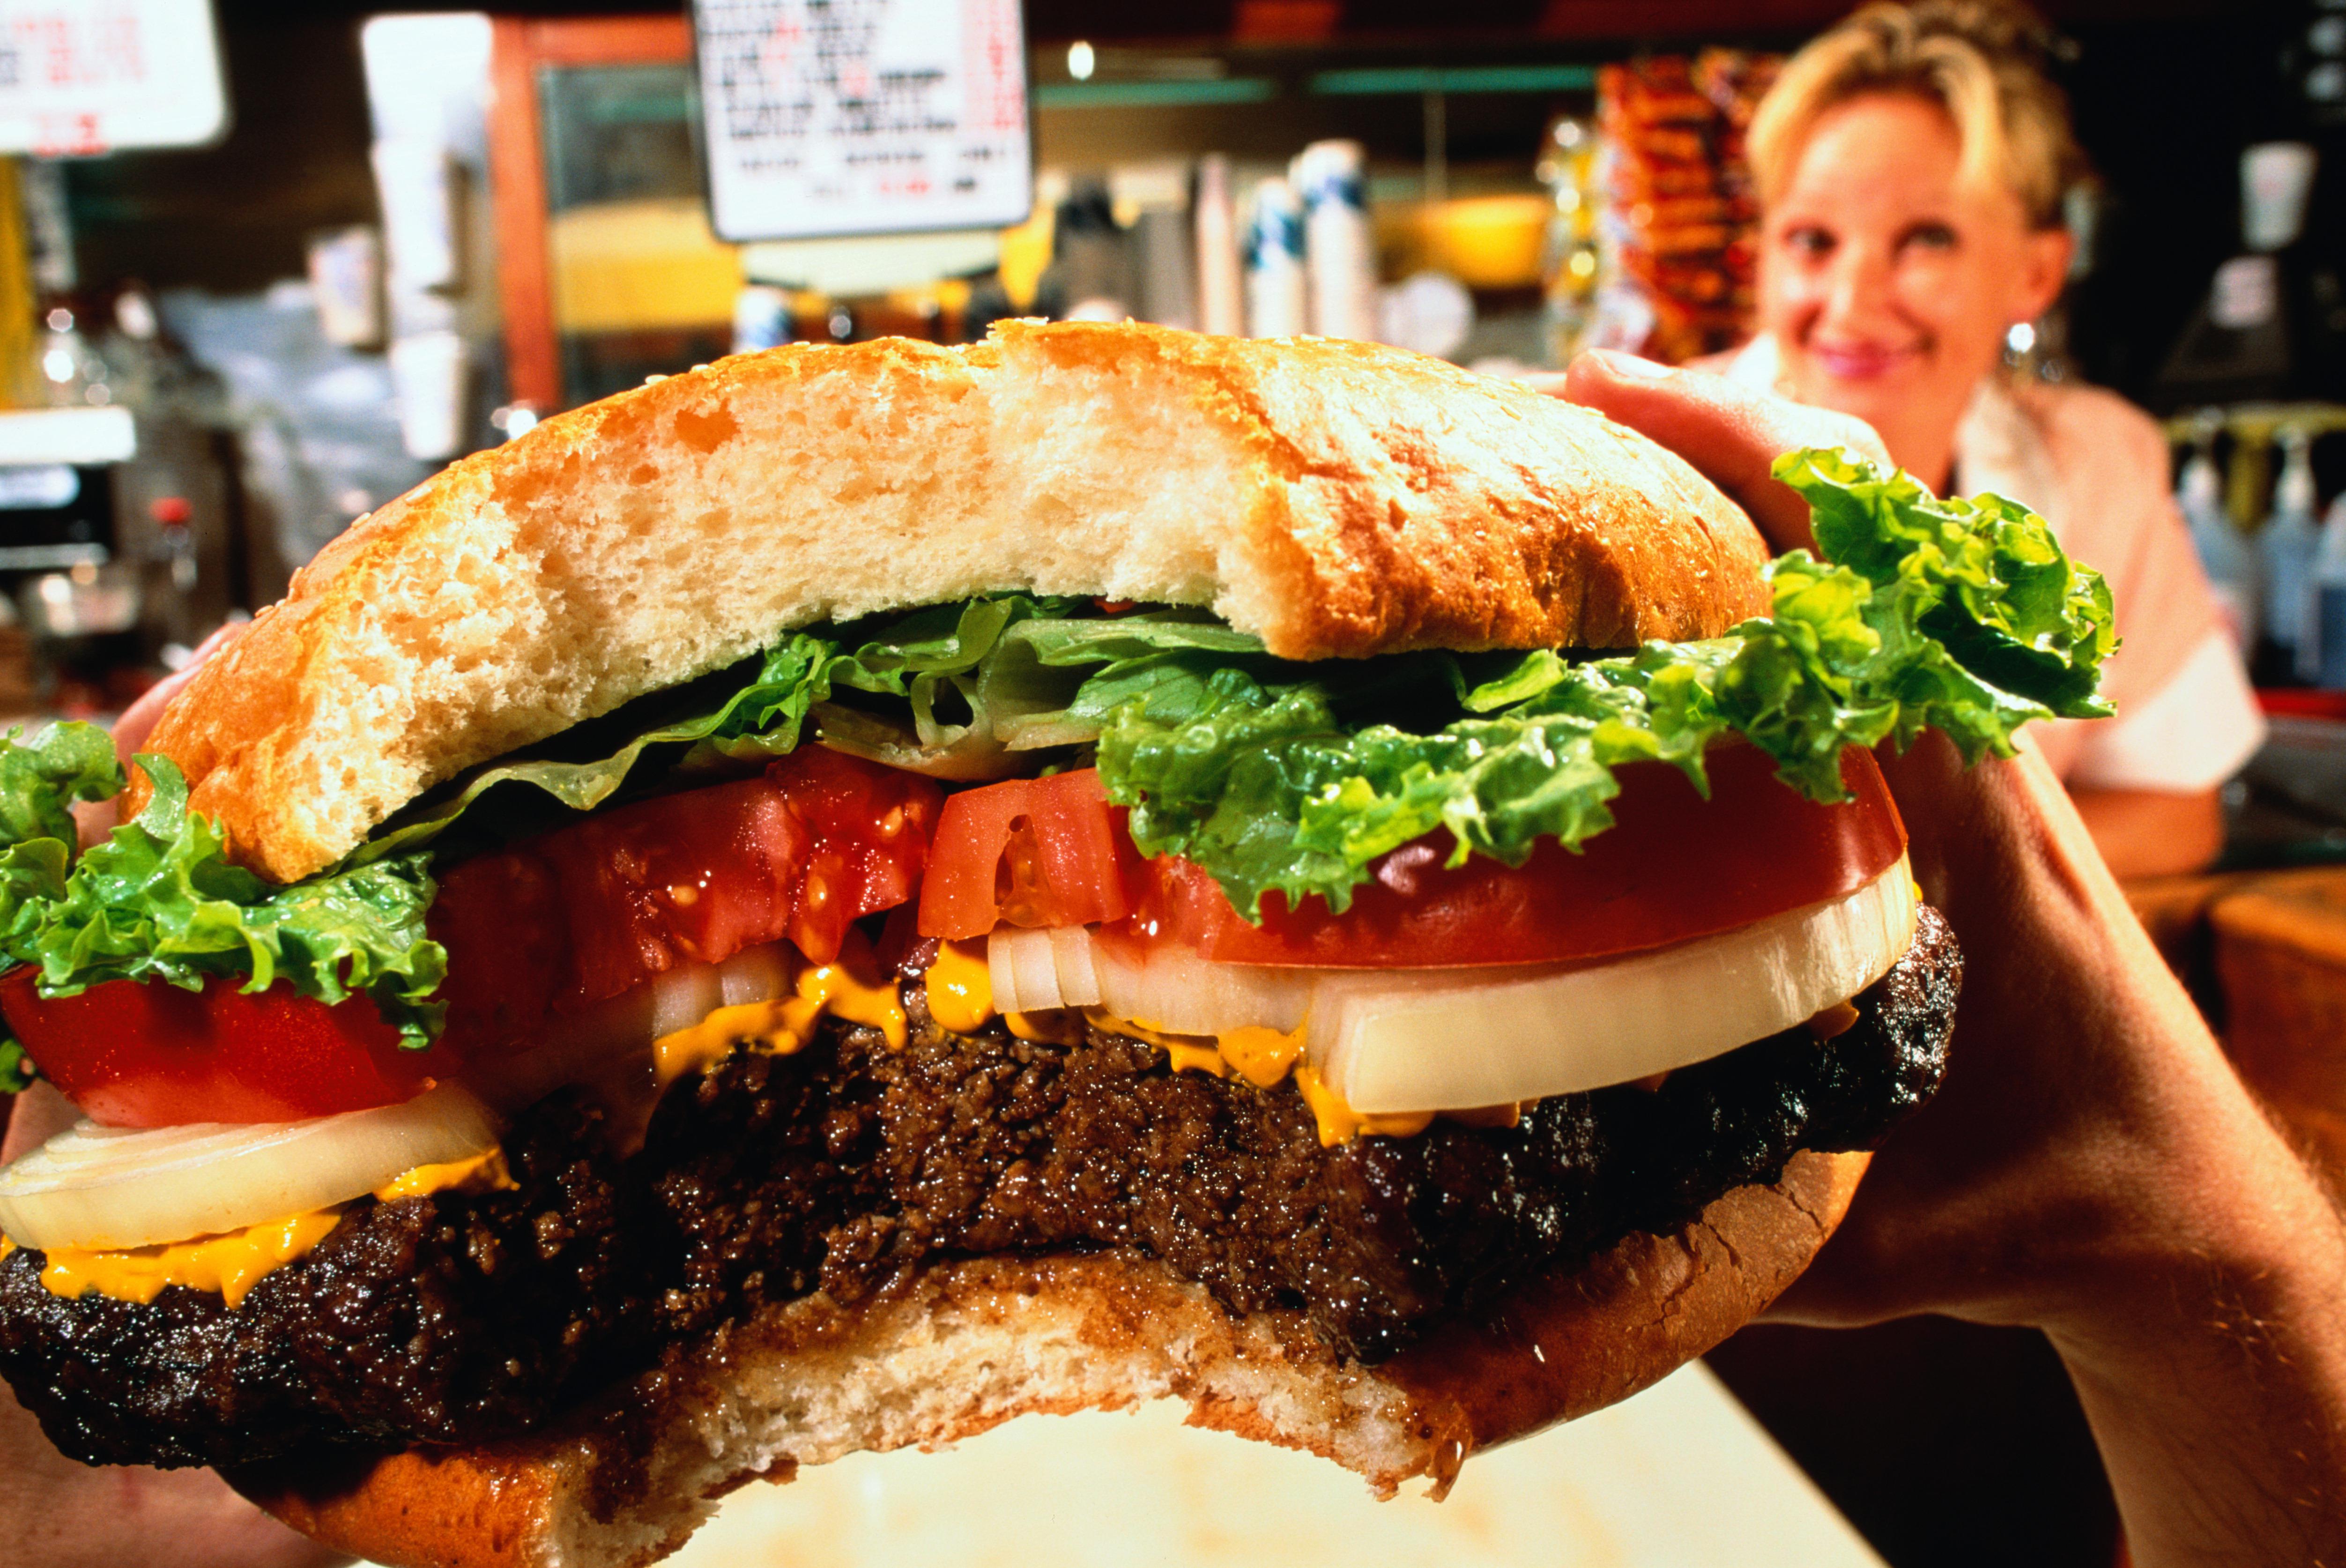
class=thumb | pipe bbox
[1553,350,1893,556]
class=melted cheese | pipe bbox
[932,936,1445,1141]
[919,935,1874,1145]
[373,1148,516,1201]
[1082,1010,1228,1077]
[924,941,995,1033]
[37,1211,344,1308]
[654,954,908,1088]
[1003,1009,1083,1044]
[1806,998,1861,1040]
[26,1151,508,1309]
[1216,1025,1305,1089]
[1291,1066,1436,1148]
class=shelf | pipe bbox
[0,544,106,571]
[2161,401,2346,444]
[1033,78,1278,108]
[1309,64,1597,95]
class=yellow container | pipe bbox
[1375,195,1551,291]
[549,197,743,334]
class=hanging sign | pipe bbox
[0,0,227,156]
[692,0,1032,243]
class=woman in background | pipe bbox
[1712,0,2262,878]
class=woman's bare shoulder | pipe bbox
[2008,378,2170,467]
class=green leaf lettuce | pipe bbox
[1086,445,2116,917]
[2,746,445,1048]
[0,446,2114,1049]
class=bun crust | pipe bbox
[230,1150,1864,1568]
[137,322,1767,883]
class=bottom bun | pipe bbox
[230,1147,1868,1568]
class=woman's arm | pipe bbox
[1564,349,2346,1567]
[1861,733,2346,1565]
[2069,784,2226,879]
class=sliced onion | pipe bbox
[474,940,802,1112]
[1088,934,1311,1037]
[984,925,1314,1033]
[0,1084,502,1253]
[720,943,794,1007]
[650,963,723,1039]
[987,926,1101,1014]
[970,859,1915,1114]
[1309,859,1917,1113]
[1047,927,1100,1008]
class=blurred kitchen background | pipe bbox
[7,3,2346,1568]
[8,1,2342,728]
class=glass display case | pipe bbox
[488,17,739,410]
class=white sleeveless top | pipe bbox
[1717,335,2263,793]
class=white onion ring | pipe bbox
[1308,858,1917,1112]
[963,858,1916,1113]
[0,1084,501,1252]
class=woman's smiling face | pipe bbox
[1759,91,2071,487]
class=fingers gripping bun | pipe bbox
[135,322,1767,884]
[230,1151,1866,1568]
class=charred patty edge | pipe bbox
[0,907,1958,1469]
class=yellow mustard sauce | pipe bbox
[924,936,1455,1144]
[1080,1010,1229,1078]
[25,1149,513,1309]
[653,948,909,1088]
[372,1148,516,1201]
[1215,1025,1306,1089]
[923,940,994,1033]
[1291,1065,1437,1148]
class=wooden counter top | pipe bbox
[2126,866,2346,1167]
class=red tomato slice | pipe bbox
[919,748,1905,967]
[916,769,1144,940]
[431,745,940,1048]
[1126,743,1906,966]
[2,747,942,1125]
[0,967,439,1128]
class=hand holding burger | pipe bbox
[0,326,2125,1567]
[1566,347,2346,1568]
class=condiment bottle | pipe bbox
[2262,426,2321,677]
[2181,417,2260,651]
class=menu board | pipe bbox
[693,0,1032,243]
[0,0,226,156]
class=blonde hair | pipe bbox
[1748,0,2087,229]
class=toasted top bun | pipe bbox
[138,322,1767,883]
[234,1149,1866,1568]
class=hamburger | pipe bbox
[0,323,2111,1568]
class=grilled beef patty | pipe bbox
[0,908,1958,1470]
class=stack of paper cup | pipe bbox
[2242,141,2318,252]
[388,329,469,461]
[1292,140,1377,342]
[1194,156,1245,336]
[1244,178,1307,339]
[733,285,793,353]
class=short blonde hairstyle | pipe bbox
[1747,0,2088,229]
